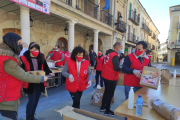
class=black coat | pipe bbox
[89,51,97,61]
[21,50,52,94]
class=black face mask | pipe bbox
[17,44,23,55]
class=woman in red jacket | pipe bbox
[21,42,55,120]
[62,46,93,108]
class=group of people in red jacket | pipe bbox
[0,32,152,120]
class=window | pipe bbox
[117,11,121,22]
[141,33,143,41]
[56,38,68,52]
[145,35,147,41]
[129,3,132,18]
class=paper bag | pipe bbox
[161,69,171,83]
[92,87,114,106]
[117,72,124,86]
[140,66,161,90]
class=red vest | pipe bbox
[66,59,89,93]
[53,50,63,66]
[0,56,22,102]
[63,51,71,65]
[20,55,47,88]
[101,52,119,80]
[124,53,149,86]
[49,51,55,61]
[96,56,104,71]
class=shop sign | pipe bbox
[10,0,51,15]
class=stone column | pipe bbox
[67,20,77,53]
[72,0,76,8]
[128,46,132,54]
[93,30,100,54]
[167,50,171,65]
[95,0,100,20]
[20,5,30,45]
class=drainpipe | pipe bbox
[113,0,116,29]
[124,0,128,48]
[113,0,117,45]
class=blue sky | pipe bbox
[139,0,180,43]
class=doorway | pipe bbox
[175,52,180,65]
[3,28,21,36]
[56,38,68,52]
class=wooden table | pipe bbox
[42,68,63,97]
[114,84,180,120]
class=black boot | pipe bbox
[31,113,37,120]
[26,115,32,120]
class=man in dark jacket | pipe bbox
[122,41,151,100]
[89,49,97,66]
[100,42,122,116]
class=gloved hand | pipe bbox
[87,81,92,88]
[69,74,74,82]
[133,70,142,78]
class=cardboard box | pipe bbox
[91,87,114,106]
[140,66,161,90]
[57,106,117,120]
[117,72,124,86]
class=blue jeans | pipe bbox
[90,61,95,66]
[124,85,142,100]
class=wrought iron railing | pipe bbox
[100,10,113,26]
[76,0,98,19]
[116,21,126,33]
[129,10,140,25]
[142,22,150,34]
[127,33,137,43]
[59,0,72,6]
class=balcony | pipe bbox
[59,0,72,6]
[128,10,140,26]
[115,21,126,33]
[100,10,113,26]
[152,33,156,40]
[178,22,180,29]
[76,0,98,19]
[127,33,137,43]
[142,22,150,35]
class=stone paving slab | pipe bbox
[33,89,125,120]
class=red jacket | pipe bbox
[66,59,89,93]
[63,51,71,65]
[20,55,47,88]
[96,56,104,71]
[102,52,119,80]
[0,56,22,102]
[124,53,149,86]
[49,51,55,61]
[53,51,63,66]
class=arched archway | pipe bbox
[56,37,68,51]
[86,38,103,53]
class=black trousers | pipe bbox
[95,70,103,87]
[90,61,95,66]
[26,84,41,115]
[0,110,17,120]
[101,78,117,112]
[69,91,83,109]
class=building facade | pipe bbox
[168,5,180,65]
[158,42,168,62]
[0,0,117,56]
[0,0,159,58]
[124,0,160,62]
